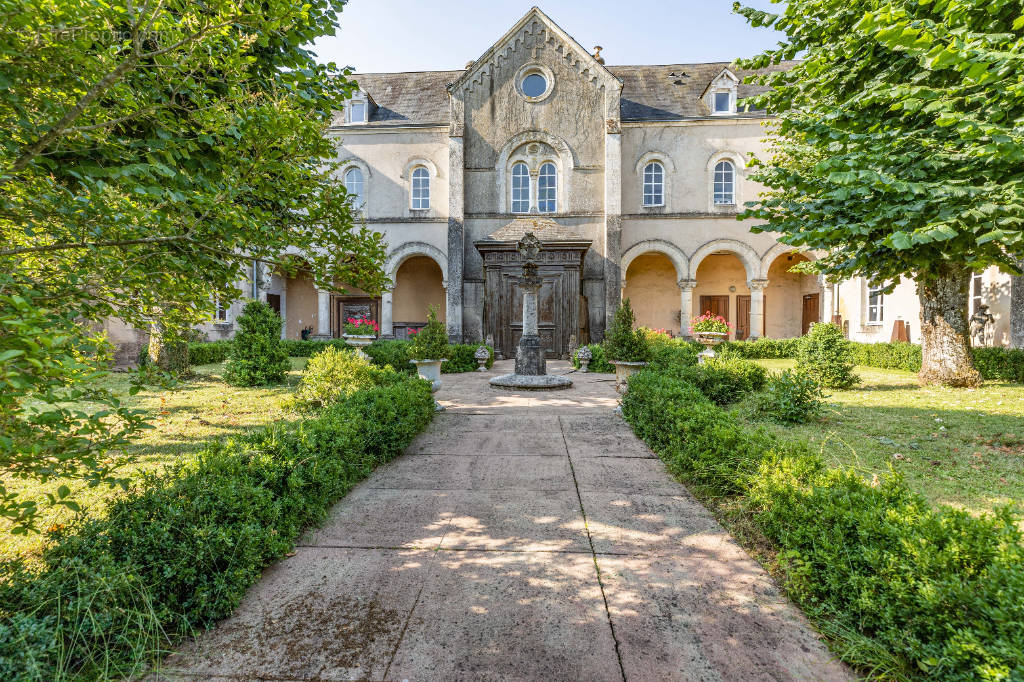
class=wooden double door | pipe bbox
[698,292,820,339]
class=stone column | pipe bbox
[380,290,394,338]
[678,279,696,338]
[312,289,331,340]
[447,99,465,343]
[253,260,271,303]
[603,87,623,335]
[748,278,769,339]
[514,273,546,377]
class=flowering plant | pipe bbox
[342,315,378,336]
[689,312,731,335]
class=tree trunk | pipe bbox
[917,267,981,387]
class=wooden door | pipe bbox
[698,295,729,323]
[802,293,820,335]
[736,295,751,340]
[332,296,379,338]
[503,273,562,358]
[266,294,281,315]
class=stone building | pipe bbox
[174,6,1019,359]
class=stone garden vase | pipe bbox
[610,360,647,395]
[343,334,376,360]
[411,358,446,411]
[693,331,728,364]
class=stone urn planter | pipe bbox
[474,345,491,372]
[343,334,376,360]
[411,358,446,411]
[609,360,647,395]
[576,345,592,373]
[693,331,728,364]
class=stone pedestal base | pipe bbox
[489,373,573,391]
[310,334,333,341]
[514,334,546,376]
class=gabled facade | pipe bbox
[165,6,1018,363]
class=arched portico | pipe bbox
[382,242,449,338]
[621,240,691,335]
[686,240,763,340]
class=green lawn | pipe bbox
[748,359,1024,516]
[1,358,309,561]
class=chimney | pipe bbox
[592,46,604,65]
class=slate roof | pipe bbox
[478,217,589,244]
[338,61,795,127]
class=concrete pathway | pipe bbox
[157,361,851,681]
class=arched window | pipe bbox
[344,167,365,211]
[537,162,556,213]
[511,162,530,213]
[713,161,735,205]
[411,167,430,210]
[643,162,664,206]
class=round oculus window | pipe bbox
[521,73,547,98]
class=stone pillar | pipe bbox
[312,289,331,340]
[447,99,465,343]
[748,278,769,339]
[514,275,546,377]
[253,260,271,303]
[1011,263,1024,349]
[603,88,623,333]
[380,290,393,338]
[678,279,696,338]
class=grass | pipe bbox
[746,359,1024,516]
[1,357,309,562]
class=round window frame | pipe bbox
[515,64,554,103]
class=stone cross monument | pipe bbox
[490,232,573,390]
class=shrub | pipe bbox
[364,339,413,373]
[796,322,858,389]
[187,340,232,365]
[849,340,922,372]
[603,299,651,363]
[443,344,494,373]
[288,345,404,411]
[971,347,1024,383]
[224,301,289,386]
[721,337,801,359]
[572,343,615,373]
[621,350,1024,680]
[409,306,449,361]
[646,338,700,371]
[0,375,434,680]
[753,370,825,424]
[662,357,768,406]
[280,338,347,357]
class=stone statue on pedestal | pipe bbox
[970,304,994,347]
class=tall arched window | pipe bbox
[344,167,365,211]
[411,167,430,209]
[537,162,556,213]
[713,161,735,205]
[511,162,530,213]
[643,162,664,206]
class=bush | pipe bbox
[796,322,858,389]
[187,340,232,365]
[280,338,347,357]
[646,337,700,371]
[849,340,922,372]
[753,370,825,424]
[224,301,289,386]
[603,299,650,363]
[288,345,404,411]
[662,356,768,406]
[409,306,449,361]
[721,337,801,359]
[364,339,414,373]
[0,374,434,680]
[621,353,1024,680]
[443,344,494,373]
[572,343,615,373]
[970,347,1024,383]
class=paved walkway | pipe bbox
[158,361,851,681]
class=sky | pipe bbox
[310,0,788,73]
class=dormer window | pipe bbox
[349,101,366,123]
[714,91,731,114]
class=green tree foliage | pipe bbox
[225,301,289,387]
[409,306,450,361]
[603,299,651,363]
[0,0,388,527]
[796,322,859,388]
[735,0,1024,387]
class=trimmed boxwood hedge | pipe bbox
[0,371,434,680]
[188,338,496,374]
[721,337,1024,383]
[621,366,1024,680]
